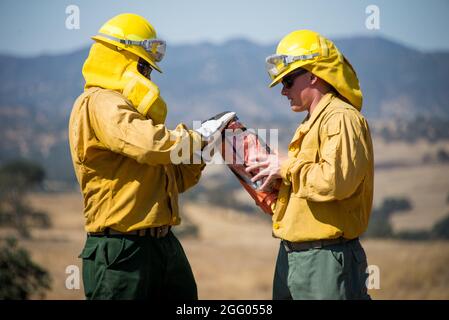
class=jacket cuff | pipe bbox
[280,157,296,183]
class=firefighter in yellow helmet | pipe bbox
[247,30,374,299]
[69,13,234,299]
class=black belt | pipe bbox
[282,237,358,253]
[87,226,171,238]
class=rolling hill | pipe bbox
[1,36,448,181]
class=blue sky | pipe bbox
[1,0,448,56]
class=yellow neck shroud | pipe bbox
[82,42,167,124]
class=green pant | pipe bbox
[78,231,197,300]
[273,239,371,300]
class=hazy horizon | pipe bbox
[1,32,444,59]
[1,0,448,57]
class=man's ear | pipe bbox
[310,73,319,85]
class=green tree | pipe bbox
[0,237,51,299]
[364,197,412,238]
[0,159,51,238]
[430,214,449,239]
[431,193,449,239]
[436,149,449,163]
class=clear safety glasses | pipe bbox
[281,68,309,89]
[265,52,319,77]
[139,39,166,62]
[99,34,166,62]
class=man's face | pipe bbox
[281,69,312,113]
[137,58,153,80]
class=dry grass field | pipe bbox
[4,139,449,300]
[373,139,449,231]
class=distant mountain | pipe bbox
[1,36,448,181]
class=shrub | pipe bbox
[0,159,51,238]
[430,214,449,239]
[0,237,51,299]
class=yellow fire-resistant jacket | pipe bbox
[273,93,374,242]
[69,87,205,232]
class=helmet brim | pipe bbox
[268,61,310,88]
[92,35,163,73]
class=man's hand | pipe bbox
[194,111,236,140]
[245,153,283,192]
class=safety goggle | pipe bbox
[99,34,166,62]
[265,53,319,77]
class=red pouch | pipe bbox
[221,117,279,215]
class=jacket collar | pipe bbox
[290,92,335,144]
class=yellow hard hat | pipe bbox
[266,30,363,109]
[92,13,165,73]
